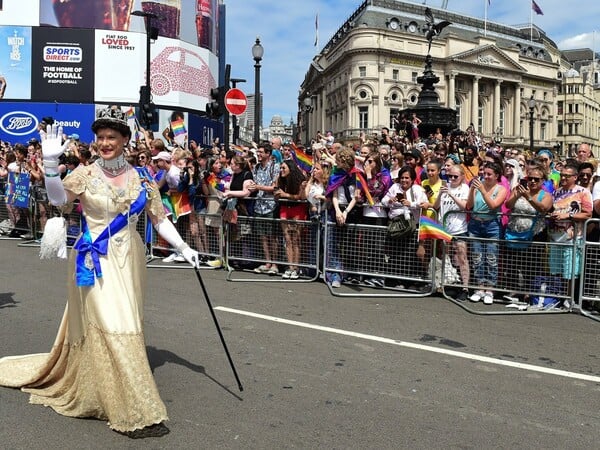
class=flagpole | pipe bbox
[530,1,533,42]
[484,0,488,37]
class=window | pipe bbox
[557,101,563,115]
[358,106,368,129]
[411,71,418,83]
[359,66,366,77]
[568,103,573,113]
[575,104,579,114]
[499,105,505,133]
[455,98,462,129]
[358,90,368,99]
[568,123,573,134]
[392,69,399,81]
[478,104,484,132]
[540,123,546,140]
[557,121,563,135]
[543,91,547,100]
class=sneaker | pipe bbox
[289,270,299,280]
[483,291,494,305]
[173,254,186,262]
[267,265,279,275]
[162,253,177,263]
[470,290,484,302]
[20,233,34,240]
[254,264,271,274]
[282,269,293,279]
[456,289,469,302]
[362,278,376,287]
[503,293,520,303]
[206,258,223,268]
[370,278,385,288]
[331,279,341,288]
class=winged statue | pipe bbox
[424,7,452,54]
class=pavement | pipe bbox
[1,238,599,449]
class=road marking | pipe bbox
[215,306,600,383]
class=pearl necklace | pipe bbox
[96,153,128,176]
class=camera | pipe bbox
[519,178,528,188]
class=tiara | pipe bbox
[96,106,127,124]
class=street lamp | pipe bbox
[303,97,313,146]
[528,95,535,153]
[132,10,159,128]
[252,37,264,144]
[493,126,503,145]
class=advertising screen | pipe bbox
[31,27,95,103]
[39,0,220,55]
[0,26,32,100]
[0,0,40,26]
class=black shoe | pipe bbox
[456,289,469,302]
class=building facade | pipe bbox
[299,0,599,154]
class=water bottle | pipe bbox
[538,282,547,308]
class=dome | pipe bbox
[565,68,580,78]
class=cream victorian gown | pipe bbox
[0,164,168,432]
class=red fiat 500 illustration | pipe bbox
[150,46,216,97]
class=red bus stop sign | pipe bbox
[224,88,248,115]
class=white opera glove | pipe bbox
[40,123,65,162]
[154,218,199,268]
[40,123,68,206]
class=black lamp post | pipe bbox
[230,77,246,145]
[132,10,159,128]
[528,95,535,153]
[252,37,264,144]
[303,97,313,146]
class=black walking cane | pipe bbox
[194,266,244,392]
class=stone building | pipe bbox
[299,0,599,154]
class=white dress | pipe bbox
[0,164,168,432]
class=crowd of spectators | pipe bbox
[1,119,600,312]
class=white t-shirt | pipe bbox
[592,180,600,202]
[438,183,469,235]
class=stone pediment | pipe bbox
[451,45,526,73]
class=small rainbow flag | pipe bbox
[126,107,135,120]
[354,170,374,206]
[418,216,453,242]
[291,142,313,173]
[171,119,186,137]
[230,144,245,156]
[206,173,227,192]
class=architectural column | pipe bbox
[494,80,502,132]
[513,83,521,139]
[448,72,456,109]
[377,63,385,127]
[471,76,480,128]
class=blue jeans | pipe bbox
[468,218,500,287]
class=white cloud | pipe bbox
[226,0,600,125]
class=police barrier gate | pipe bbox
[440,211,574,315]
[579,218,600,322]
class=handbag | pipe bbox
[387,214,416,239]
[505,217,538,249]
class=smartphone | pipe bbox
[519,178,528,188]
[424,185,434,196]
[396,192,405,201]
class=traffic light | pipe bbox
[206,86,225,118]
[141,102,158,128]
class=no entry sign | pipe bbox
[224,88,248,115]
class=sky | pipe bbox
[224,0,600,126]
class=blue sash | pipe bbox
[74,188,147,287]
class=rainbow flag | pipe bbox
[126,107,135,120]
[418,216,453,242]
[171,119,186,137]
[291,142,313,173]
[230,144,245,156]
[354,170,374,206]
[206,173,227,192]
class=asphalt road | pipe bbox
[1,239,599,449]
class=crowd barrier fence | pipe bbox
[2,192,599,322]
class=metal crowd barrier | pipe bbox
[0,193,35,241]
[146,207,225,270]
[322,210,439,297]
[579,218,600,322]
[440,211,574,315]
[225,199,320,283]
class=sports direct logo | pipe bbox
[0,111,38,136]
[43,46,82,63]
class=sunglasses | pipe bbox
[560,173,576,178]
[528,177,541,183]
[138,156,146,160]
[447,174,460,179]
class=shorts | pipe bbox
[279,203,307,221]
[254,211,276,236]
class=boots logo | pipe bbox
[0,111,38,136]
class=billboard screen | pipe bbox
[0,26,32,100]
[39,0,220,55]
[31,27,95,103]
